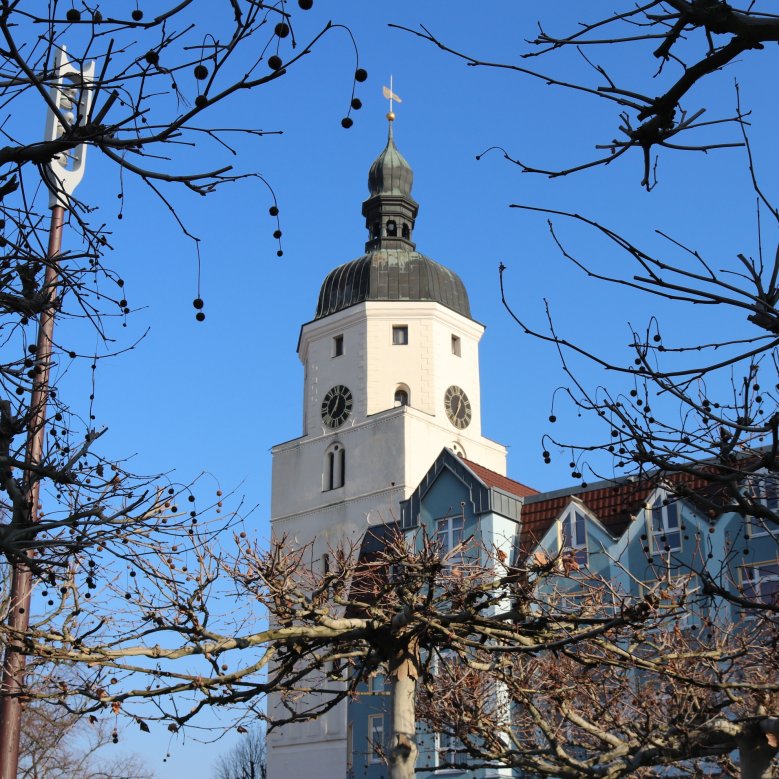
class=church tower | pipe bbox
[267,119,506,777]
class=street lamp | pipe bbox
[0,46,94,779]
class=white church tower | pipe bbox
[267,117,506,777]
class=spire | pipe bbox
[362,113,418,251]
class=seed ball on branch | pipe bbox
[195,95,208,108]
[275,22,290,37]
[144,50,159,66]
[355,68,368,82]
[193,298,204,310]
[298,0,313,8]
[194,64,208,80]
[132,9,143,21]
[66,8,81,22]
[351,98,362,110]
[341,117,353,128]
[268,55,282,71]
[196,312,205,322]
[269,205,279,216]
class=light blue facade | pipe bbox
[347,451,778,777]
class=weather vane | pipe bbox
[382,75,402,122]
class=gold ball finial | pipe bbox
[386,111,396,122]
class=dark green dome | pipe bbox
[315,249,471,320]
[314,122,472,321]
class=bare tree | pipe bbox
[0,2,367,776]
[212,727,266,779]
[19,700,153,779]
[397,1,779,189]
[396,1,779,608]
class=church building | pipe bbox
[267,117,506,778]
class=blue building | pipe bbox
[347,448,778,778]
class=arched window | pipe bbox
[386,219,397,237]
[372,222,380,240]
[323,443,345,491]
[401,223,410,239]
[394,384,410,407]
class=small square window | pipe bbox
[392,325,408,345]
[451,335,461,356]
[333,334,344,357]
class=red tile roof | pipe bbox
[461,458,539,499]
[518,470,720,557]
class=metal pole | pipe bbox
[0,204,64,779]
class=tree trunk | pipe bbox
[387,640,420,779]
[739,730,778,779]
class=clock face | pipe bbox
[321,385,353,428]
[444,385,471,430]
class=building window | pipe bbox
[436,514,465,564]
[436,730,460,769]
[386,219,397,237]
[368,673,385,694]
[401,223,410,239]
[741,563,779,606]
[347,723,353,774]
[451,335,461,356]
[640,577,694,628]
[394,384,410,407]
[367,714,384,764]
[560,507,588,567]
[746,475,779,537]
[323,443,345,491]
[648,493,681,553]
[392,325,408,345]
[333,334,344,357]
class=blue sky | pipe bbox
[41,1,779,773]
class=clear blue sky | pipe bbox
[50,1,777,773]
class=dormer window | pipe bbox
[647,492,681,553]
[560,507,588,567]
[386,219,397,237]
[745,474,779,537]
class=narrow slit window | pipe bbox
[392,325,408,345]
[333,334,344,357]
[451,335,461,356]
[323,444,345,491]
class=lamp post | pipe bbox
[0,48,94,779]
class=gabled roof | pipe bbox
[400,449,537,529]
[518,471,720,558]
[461,458,538,499]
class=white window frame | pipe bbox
[367,713,384,764]
[647,492,682,554]
[740,562,779,607]
[367,673,384,694]
[435,730,461,771]
[559,506,588,567]
[745,475,779,537]
[436,514,465,565]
